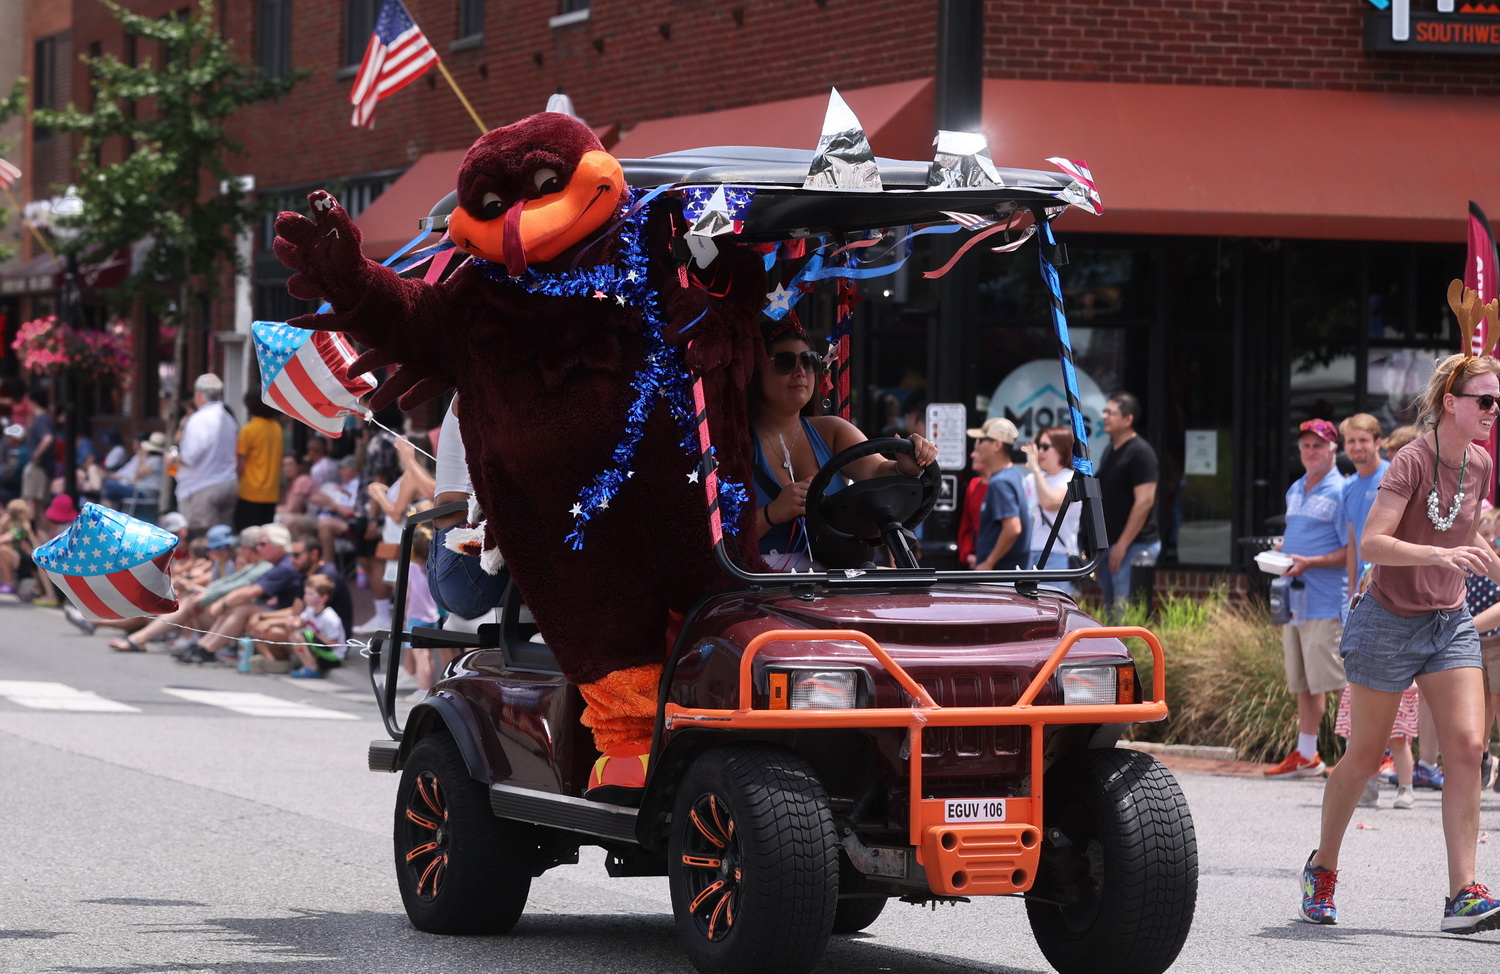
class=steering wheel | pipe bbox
[804,437,940,569]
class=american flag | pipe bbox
[349,0,438,129]
[252,321,376,437]
[0,159,20,190]
[34,503,179,622]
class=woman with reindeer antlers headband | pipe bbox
[1302,281,1500,934]
[746,319,937,572]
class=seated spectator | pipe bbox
[102,433,166,509]
[99,429,128,472]
[259,575,347,679]
[242,532,353,671]
[306,435,338,487]
[174,523,304,665]
[0,498,58,604]
[277,453,317,521]
[314,454,363,574]
[108,526,267,653]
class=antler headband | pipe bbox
[1443,278,1500,397]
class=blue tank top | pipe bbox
[752,416,847,558]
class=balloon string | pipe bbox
[167,622,347,651]
[364,414,438,464]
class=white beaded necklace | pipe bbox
[1427,428,1468,532]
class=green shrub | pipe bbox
[1082,591,1339,763]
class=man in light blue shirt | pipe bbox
[1338,413,1389,603]
[1266,418,1348,778]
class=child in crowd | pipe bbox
[400,518,449,701]
[0,497,61,605]
[1467,507,1500,792]
[288,574,346,680]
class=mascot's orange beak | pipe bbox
[450,150,625,275]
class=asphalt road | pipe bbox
[7,597,1500,973]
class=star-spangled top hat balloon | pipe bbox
[33,502,180,621]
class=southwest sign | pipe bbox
[1363,2,1500,54]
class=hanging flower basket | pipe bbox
[12,315,133,385]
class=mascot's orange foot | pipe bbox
[585,743,650,805]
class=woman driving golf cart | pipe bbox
[748,320,936,571]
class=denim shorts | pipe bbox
[1339,593,1482,693]
[429,524,508,620]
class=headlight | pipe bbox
[765,668,864,709]
[1059,664,1135,706]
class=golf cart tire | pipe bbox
[1025,748,1197,974]
[395,730,535,935]
[668,744,838,974]
[831,853,888,934]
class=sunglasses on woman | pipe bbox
[770,350,825,375]
[1455,392,1500,411]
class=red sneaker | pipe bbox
[585,743,650,805]
[1265,750,1325,778]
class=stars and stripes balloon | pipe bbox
[252,321,377,437]
[34,503,179,621]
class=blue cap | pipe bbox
[205,524,235,550]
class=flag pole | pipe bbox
[434,60,487,135]
[1,185,57,259]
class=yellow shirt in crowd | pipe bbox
[237,416,284,504]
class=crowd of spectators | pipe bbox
[0,373,446,698]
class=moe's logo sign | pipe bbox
[1363,0,1500,54]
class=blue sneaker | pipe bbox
[1413,763,1445,790]
[288,666,325,680]
[1442,883,1500,934]
[1300,851,1337,925]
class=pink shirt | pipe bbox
[1368,433,1493,616]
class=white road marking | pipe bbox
[161,687,358,720]
[0,681,140,712]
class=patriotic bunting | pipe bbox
[34,503,179,622]
[252,321,376,437]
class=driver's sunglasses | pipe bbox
[770,350,825,375]
[1455,392,1500,411]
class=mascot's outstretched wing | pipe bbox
[274,190,461,410]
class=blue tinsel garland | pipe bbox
[471,193,745,549]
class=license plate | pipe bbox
[943,798,1007,823]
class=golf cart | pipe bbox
[363,146,1198,974]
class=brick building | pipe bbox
[7,0,1500,587]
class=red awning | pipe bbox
[981,78,1500,242]
[0,248,130,296]
[352,123,622,260]
[0,253,63,296]
[351,150,466,260]
[612,78,936,162]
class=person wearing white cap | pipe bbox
[965,417,1031,571]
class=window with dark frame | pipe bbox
[559,0,589,13]
[256,0,294,79]
[344,0,383,67]
[458,0,485,40]
[33,35,57,139]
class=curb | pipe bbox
[1118,740,1239,762]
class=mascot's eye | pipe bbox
[480,192,505,221]
[532,168,562,197]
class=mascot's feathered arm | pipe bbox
[274,190,459,410]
